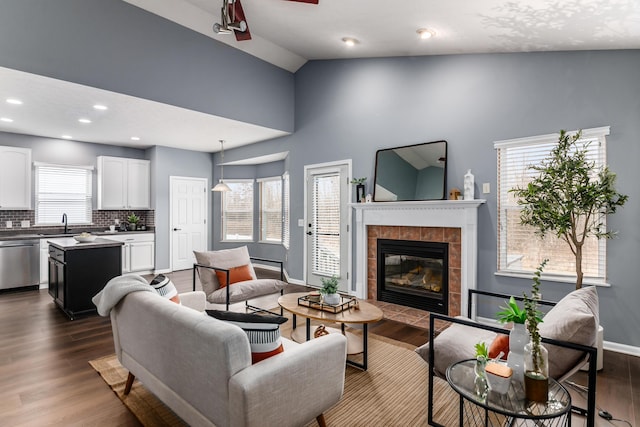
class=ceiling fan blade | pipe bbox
[230,0,251,41]
[286,0,319,3]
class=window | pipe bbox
[494,126,609,284]
[258,176,282,243]
[35,163,93,225]
[222,179,254,241]
[282,172,290,249]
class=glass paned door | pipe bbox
[305,163,349,291]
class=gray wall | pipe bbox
[217,50,640,347]
[148,146,213,271]
[0,0,294,132]
[0,131,145,209]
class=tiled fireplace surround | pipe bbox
[352,200,484,330]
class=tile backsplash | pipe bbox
[0,210,155,230]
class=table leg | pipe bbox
[306,317,311,341]
[345,323,369,371]
[292,314,297,331]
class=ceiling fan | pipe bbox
[213,0,318,41]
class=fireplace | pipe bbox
[377,239,448,314]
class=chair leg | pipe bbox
[316,413,327,427]
[124,372,135,395]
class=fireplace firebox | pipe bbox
[376,239,448,314]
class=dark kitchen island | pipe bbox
[47,237,123,319]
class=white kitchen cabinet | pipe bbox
[106,233,155,273]
[0,146,31,209]
[97,156,150,209]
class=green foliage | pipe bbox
[350,177,367,185]
[510,129,628,288]
[320,275,339,294]
[127,213,140,224]
[474,342,488,359]
[496,296,527,324]
[524,259,547,372]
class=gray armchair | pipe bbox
[419,288,598,427]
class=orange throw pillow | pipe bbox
[215,264,253,288]
[489,334,509,360]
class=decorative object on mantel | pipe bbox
[365,193,372,203]
[464,169,474,200]
[523,260,549,403]
[449,188,461,200]
[351,177,367,203]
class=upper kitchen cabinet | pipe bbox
[0,146,31,209]
[97,156,150,209]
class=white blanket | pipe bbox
[92,274,154,316]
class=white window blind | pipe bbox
[312,173,341,277]
[258,177,282,243]
[494,127,609,284]
[35,163,93,225]
[282,172,290,249]
[222,179,254,241]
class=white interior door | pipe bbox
[170,176,207,271]
[304,161,351,292]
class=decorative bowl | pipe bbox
[74,234,97,243]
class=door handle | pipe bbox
[306,231,312,236]
[173,228,182,231]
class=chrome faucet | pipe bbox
[62,213,68,234]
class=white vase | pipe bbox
[323,293,340,305]
[464,169,474,200]
[507,323,528,386]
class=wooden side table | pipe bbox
[278,292,383,370]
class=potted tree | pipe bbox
[510,129,628,289]
[320,276,340,305]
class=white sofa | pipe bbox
[110,290,348,427]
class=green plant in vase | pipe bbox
[320,276,340,305]
[127,213,140,231]
[350,177,367,203]
[523,259,549,402]
[474,342,489,399]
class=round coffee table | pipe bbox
[278,292,383,370]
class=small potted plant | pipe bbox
[523,260,549,402]
[496,295,530,383]
[474,342,489,398]
[320,276,340,305]
[127,213,140,231]
[350,177,367,203]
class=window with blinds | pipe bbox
[35,163,93,225]
[494,127,609,284]
[312,173,341,277]
[282,172,290,249]
[222,179,254,241]
[258,177,282,243]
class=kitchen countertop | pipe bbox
[47,237,125,251]
[0,228,154,241]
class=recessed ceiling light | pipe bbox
[417,28,435,40]
[78,118,92,124]
[93,104,108,110]
[6,98,23,105]
[342,37,358,47]
[61,135,73,139]
[130,136,141,141]
[1,117,14,123]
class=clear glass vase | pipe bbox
[474,356,488,399]
[524,341,549,402]
[507,323,529,385]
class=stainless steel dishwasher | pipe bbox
[0,239,40,290]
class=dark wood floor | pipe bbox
[0,269,637,426]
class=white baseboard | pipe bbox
[603,340,640,357]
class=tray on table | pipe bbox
[297,294,357,313]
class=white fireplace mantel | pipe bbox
[351,200,485,313]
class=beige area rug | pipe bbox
[90,333,459,426]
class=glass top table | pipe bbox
[446,359,571,426]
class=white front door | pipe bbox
[170,177,208,271]
[304,161,351,292]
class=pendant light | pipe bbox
[212,140,231,192]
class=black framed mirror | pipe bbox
[373,140,447,201]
